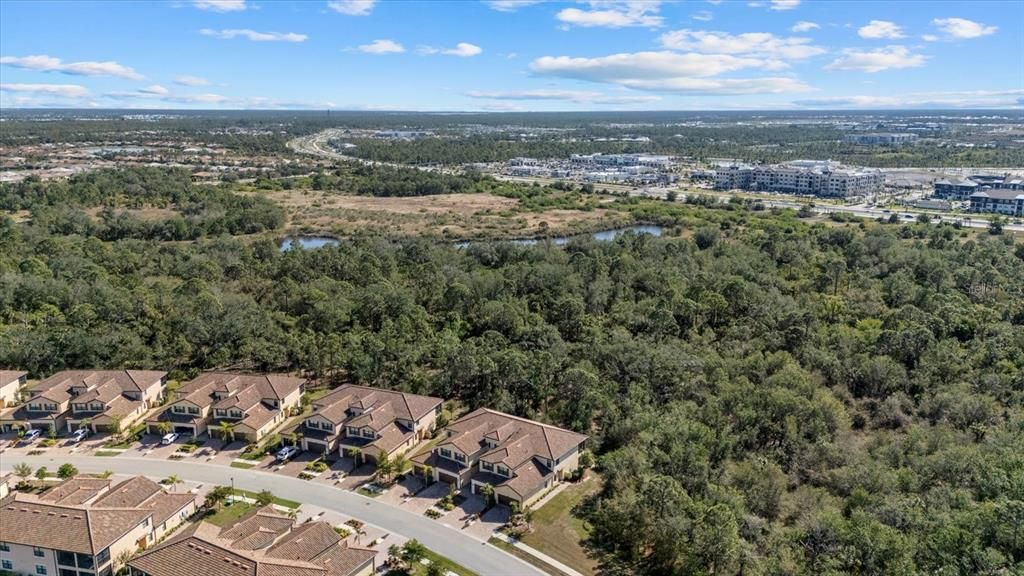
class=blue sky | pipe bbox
[1,0,1021,110]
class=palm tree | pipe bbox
[13,462,32,481]
[421,465,434,485]
[217,421,235,443]
[165,475,182,492]
[205,486,232,510]
[478,483,495,508]
[156,421,172,436]
[80,417,93,434]
[346,447,362,467]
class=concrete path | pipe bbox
[492,532,584,576]
[2,454,545,576]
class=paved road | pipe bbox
[2,455,545,576]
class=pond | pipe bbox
[280,236,341,251]
[281,226,665,251]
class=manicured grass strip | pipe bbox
[356,486,382,498]
[488,538,570,576]
[205,501,257,527]
[519,477,602,576]
[94,450,121,457]
[230,461,256,469]
[420,548,478,576]
[233,488,301,509]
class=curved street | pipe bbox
[1,454,545,576]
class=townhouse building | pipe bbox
[412,408,588,509]
[0,475,196,576]
[0,370,28,409]
[145,373,303,443]
[0,370,167,435]
[299,384,442,464]
[128,505,375,576]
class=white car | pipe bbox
[160,432,179,445]
[22,428,42,442]
[69,428,90,443]
[276,445,300,462]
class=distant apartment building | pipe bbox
[844,133,919,146]
[570,153,674,169]
[127,505,375,576]
[969,189,1024,217]
[299,384,442,464]
[0,475,196,576]
[934,174,1024,200]
[146,373,303,442]
[412,408,587,508]
[0,370,28,408]
[0,370,167,435]
[714,160,883,198]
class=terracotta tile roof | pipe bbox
[142,492,197,527]
[310,384,440,425]
[214,385,265,412]
[220,505,293,548]
[365,422,414,455]
[128,506,372,576]
[233,403,280,433]
[39,477,112,505]
[30,370,166,405]
[186,373,302,403]
[0,493,152,554]
[0,370,27,385]
[92,476,162,508]
[443,408,587,464]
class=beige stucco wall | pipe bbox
[108,518,153,571]
[2,542,59,576]
[0,381,20,408]
[151,500,197,542]
[553,446,581,479]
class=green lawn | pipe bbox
[488,538,570,576]
[94,450,121,457]
[230,461,256,469]
[233,488,301,509]
[205,501,257,527]
[519,475,602,576]
[415,548,478,576]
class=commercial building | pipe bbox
[297,384,442,464]
[934,174,1024,200]
[844,133,919,146]
[714,160,883,198]
[0,370,167,435]
[412,408,588,508]
[127,505,376,576]
[145,373,303,442]
[0,475,197,576]
[969,189,1024,217]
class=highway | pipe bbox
[2,455,546,576]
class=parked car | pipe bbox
[276,445,300,462]
[160,432,179,445]
[69,428,90,443]
[22,428,42,442]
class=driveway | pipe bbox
[439,490,510,541]
[337,463,376,490]
[2,454,543,576]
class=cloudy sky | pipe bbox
[1,0,1021,111]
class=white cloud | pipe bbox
[557,1,664,28]
[825,46,927,73]
[770,0,800,10]
[791,21,819,32]
[419,42,483,57]
[327,0,376,15]
[485,0,544,11]
[200,28,308,42]
[465,89,661,104]
[531,51,813,94]
[931,17,997,39]
[691,10,713,22]
[174,75,210,86]
[659,29,826,60]
[0,55,142,79]
[357,39,405,54]
[139,84,170,95]
[793,89,1024,109]
[0,83,89,98]
[858,20,905,39]
[192,0,246,11]
[921,34,939,42]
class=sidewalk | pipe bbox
[491,532,584,576]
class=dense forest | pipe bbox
[1,168,1024,575]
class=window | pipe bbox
[95,548,110,566]
[454,453,466,463]
[230,410,242,418]
[0,561,11,571]
[60,570,76,576]
[36,565,47,575]
[34,547,45,557]
[0,541,8,551]
[91,403,103,411]
[497,465,509,477]
[172,405,185,413]
[58,550,76,566]
[439,448,452,458]
[481,461,494,472]
[215,409,225,417]
[187,407,199,415]
[76,552,93,569]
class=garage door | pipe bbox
[497,493,519,507]
[437,471,459,485]
[174,425,195,435]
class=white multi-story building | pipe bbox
[714,160,883,198]
[844,133,919,146]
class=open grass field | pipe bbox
[520,474,603,576]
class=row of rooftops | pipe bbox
[0,475,195,556]
[129,505,376,576]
